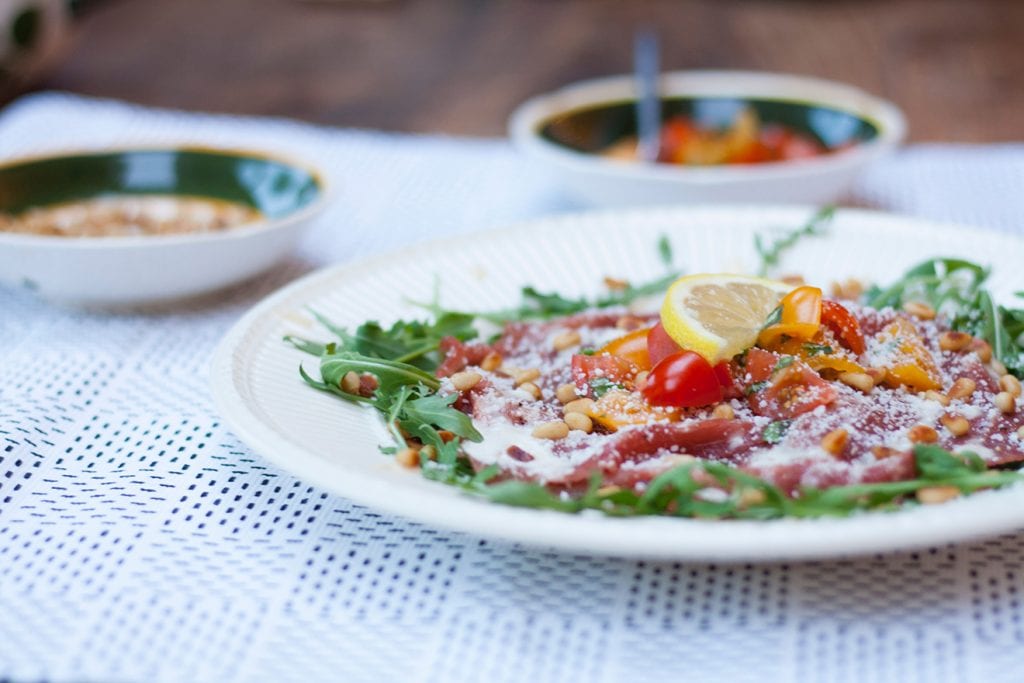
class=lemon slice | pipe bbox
[660,274,795,363]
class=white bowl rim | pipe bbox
[508,69,907,184]
[0,144,333,250]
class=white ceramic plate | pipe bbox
[211,206,1024,561]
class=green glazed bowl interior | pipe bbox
[0,148,323,219]
[540,97,880,156]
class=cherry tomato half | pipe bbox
[646,321,682,367]
[820,300,866,355]
[641,351,723,408]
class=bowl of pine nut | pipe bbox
[0,146,328,306]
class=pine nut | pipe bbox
[420,445,437,461]
[1017,426,1024,440]
[738,488,767,508]
[552,330,581,351]
[971,339,993,363]
[450,371,482,392]
[999,374,1022,398]
[871,445,898,459]
[615,315,643,330]
[940,413,971,437]
[395,447,420,468]
[865,367,888,385]
[947,377,977,401]
[634,370,649,388]
[780,274,805,286]
[532,421,570,440]
[564,412,593,433]
[908,424,939,443]
[341,370,360,394]
[992,359,1008,376]
[923,390,951,407]
[513,368,541,386]
[903,301,936,320]
[839,371,874,393]
[564,398,596,415]
[832,278,864,300]
[939,331,972,352]
[556,383,579,404]
[480,351,502,372]
[711,403,735,420]
[821,428,848,456]
[917,485,960,505]
[995,391,1017,414]
[604,276,629,291]
[519,381,542,400]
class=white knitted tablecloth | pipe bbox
[2,93,1024,683]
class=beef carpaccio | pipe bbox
[434,304,1024,496]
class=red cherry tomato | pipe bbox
[641,351,723,408]
[820,300,866,355]
[713,361,733,387]
[646,321,682,367]
[571,353,638,396]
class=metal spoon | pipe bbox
[634,29,661,163]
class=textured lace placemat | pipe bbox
[2,93,1024,683]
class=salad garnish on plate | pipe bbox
[286,210,1024,519]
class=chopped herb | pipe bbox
[773,356,795,373]
[589,377,622,397]
[762,419,792,444]
[745,380,769,396]
[579,347,596,356]
[803,342,834,356]
[755,206,835,277]
[762,305,782,329]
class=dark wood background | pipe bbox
[27,0,1024,142]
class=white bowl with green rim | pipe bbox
[0,146,329,306]
[509,70,906,207]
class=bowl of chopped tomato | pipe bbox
[509,70,905,206]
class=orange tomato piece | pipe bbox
[587,389,678,432]
[774,338,865,376]
[758,285,822,348]
[876,318,942,391]
[598,327,652,371]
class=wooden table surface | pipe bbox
[29,0,1024,142]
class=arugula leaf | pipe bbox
[401,392,483,443]
[867,257,1024,377]
[658,234,673,266]
[302,310,477,372]
[469,270,682,324]
[320,351,441,394]
[755,206,835,277]
[285,335,327,357]
[464,444,1024,520]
